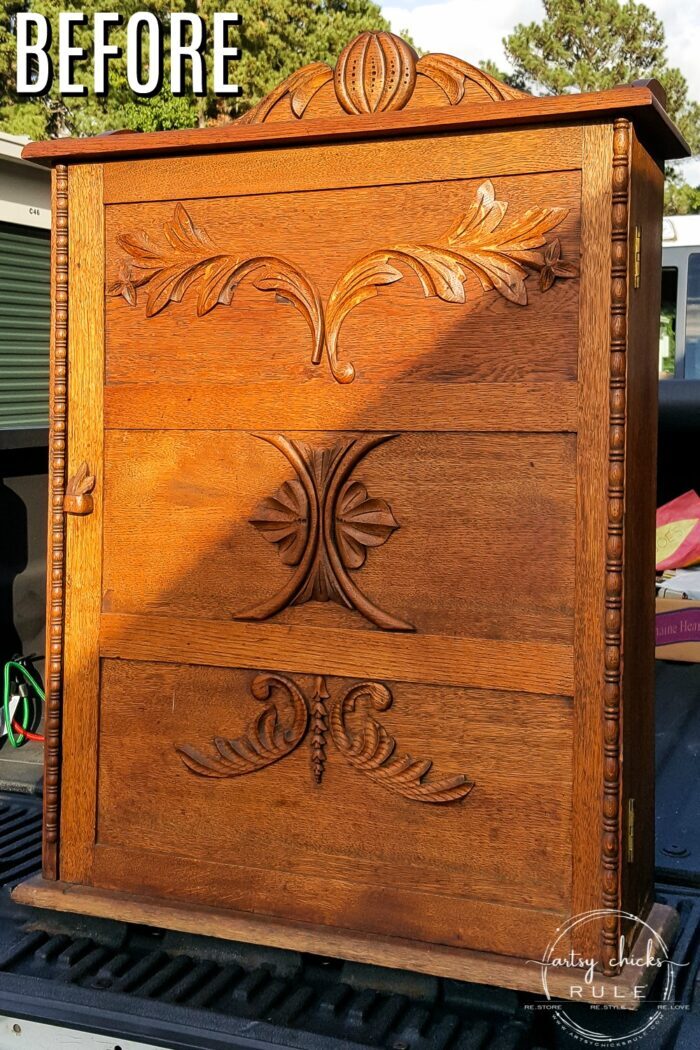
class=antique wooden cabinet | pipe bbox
[15,33,689,999]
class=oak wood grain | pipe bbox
[12,879,678,1009]
[104,381,578,432]
[59,165,105,885]
[234,31,526,129]
[570,123,613,964]
[101,127,582,205]
[22,86,687,165]
[620,130,664,931]
[100,429,576,646]
[98,613,574,695]
[23,39,672,985]
[42,165,68,881]
[89,660,573,957]
[91,842,567,959]
[105,173,581,388]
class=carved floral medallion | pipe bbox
[236,433,412,632]
[109,180,577,384]
[177,672,474,804]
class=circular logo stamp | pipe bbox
[531,908,684,1045]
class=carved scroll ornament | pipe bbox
[237,433,412,632]
[177,673,474,805]
[110,181,577,385]
[235,31,527,125]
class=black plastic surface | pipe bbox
[655,662,700,887]
[0,791,698,1050]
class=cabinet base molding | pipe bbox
[13,878,677,1009]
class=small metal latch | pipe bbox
[627,798,635,863]
[633,226,641,289]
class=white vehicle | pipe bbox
[661,214,700,378]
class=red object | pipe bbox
[656,490,700,571]
[11,719,45,743]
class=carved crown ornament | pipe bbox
[235,31,528,125]
[109,181,577,384]
[177,672,474,804]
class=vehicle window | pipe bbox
[660,266,678,378]
[687,254,700,379]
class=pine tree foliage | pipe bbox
[503,0,699,152]
[0,0,394,136]
[502,0,699,211]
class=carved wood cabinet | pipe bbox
[15,33,689,997]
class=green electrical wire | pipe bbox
[2,660,45,749]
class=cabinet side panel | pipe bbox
[620,133,664,923]
[571,123,614,962]
[58,164,105,884]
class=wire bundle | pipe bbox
[2,660,45,747]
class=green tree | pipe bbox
[0,0,395,138]
[0,0,198,136]
[501,0,700,213]
[502,0,700,153]
[167,0,399,126]
[664,178,700,215]
[479,59,526,92]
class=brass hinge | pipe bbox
[627,798,635,863]
[633,226,642,288]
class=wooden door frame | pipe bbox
[53,163,105,885]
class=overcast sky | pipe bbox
[381,0,699,173]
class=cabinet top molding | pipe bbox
[22,31,688,165]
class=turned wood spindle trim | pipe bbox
[44,164,69,879]
[602,118,630,972]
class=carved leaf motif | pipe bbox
[144,262,206,317]
[324,179,577,382]
[110,205,325,363]
[115,232,163,266]
[290,64,335,117]
[330,682,474,803]
[179,672,474,804]
[324,258,403,383]
[250,479,309,566]
[65,461,96,497]
[237,62,334,125]
[391,246,467,303]
[176,673,309,778]
[195,256,242,315]
[416,53,527,104]
[113,185,577,387]
[107,269,137,305]
[166,202,213,252]
[539,238,578,292]
[335,481,399,570]
[253,267,325,363]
